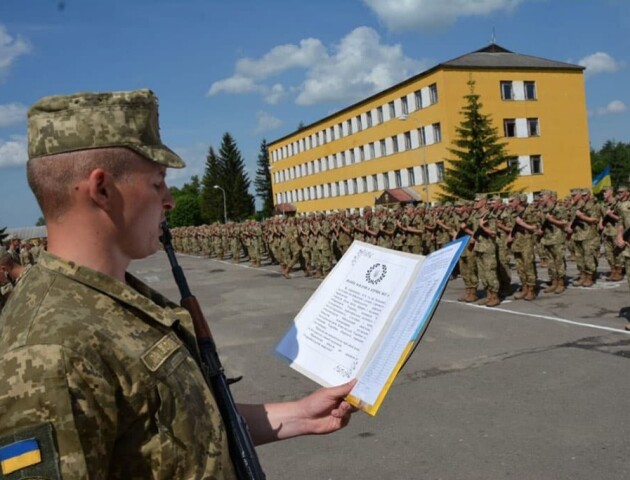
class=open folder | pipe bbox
[276,236,470,415]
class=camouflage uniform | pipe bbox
[540,197,569,293]
[0,252,235,478]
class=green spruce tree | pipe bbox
[440,79,518,200]
[166,176,203,227]
[200,146,225,223]
[218,133,254,221]
[254,139,274,219]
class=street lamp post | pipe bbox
[213,185,227,224]
[398,114,429,204]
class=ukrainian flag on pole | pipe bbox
[592,165,612,194]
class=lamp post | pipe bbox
[213,185,227,224]
[398,114,429,204]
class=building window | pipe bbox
[407,167,416,185]
[507,157,519,171]
[352,178,358,194]
[330,127,335,141]
[370,142,376,159]
[377,106,384,123]
[362,176,368,192]
[312,135,318,148]
[420,165,429,184]
[404,131,412,150]
[349,149,356,163]
[525,81,536,100]
[504,119,516,137]
[388,101,395,119]
[366,111,373,128]
[418,127,426,146]
[380,139,386,156]
[414,89,423,109]
[338,122,344,138]
[347,119,353,135]
[343,180,349,195]
[436,162,445,181]
[530,155,543,174]
[372,174,378,191]
[359,147,365,162]
[433,123,442,143]
[527,118,540,136]
[394,170,402,188]
[392,136,399,153]
[383,173,390,190]
[501,81,513,100]
[401,96,408,115]
[429,83,438,104]
[356,115,363,131]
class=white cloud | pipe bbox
[578,52,623,78]
[363,0,522,31]
[591,100,627,117]
[296,27,423,105]
[253,111,282,135]
[208,26,425,107]
[0,25,31,80]
[0,103,27,127]
[0,135,27,168]
[235,38,327,79]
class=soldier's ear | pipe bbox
[87,168,118,212]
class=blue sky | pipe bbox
[0,0,628,227]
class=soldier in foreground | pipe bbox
[0,89,356,478]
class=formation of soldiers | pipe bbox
[0,236,44,313]
[170,185,630,320]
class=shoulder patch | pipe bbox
[0,423,60,478]
[141,332,181,372]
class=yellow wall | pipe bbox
[269,64,590,212]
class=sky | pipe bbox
[0,0,629,227]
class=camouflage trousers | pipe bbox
[602,235,623,269]
[459,250,478,289]
[513,247,537,286]
[404,241,422,255]
[543,242,566,279]
[497,239,512,293]
[475,250,499,292]
[574,237,600,275]
[317,239,333,274]
[285,241,302,270]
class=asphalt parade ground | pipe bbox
[131,252,630,480]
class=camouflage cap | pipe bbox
[570,188,581,196]
[540,189,556,197]
[474,193,488,200]
[27,89,185,168]
[617,186,629,193]
[581,188,590,195]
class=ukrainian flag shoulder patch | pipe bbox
[0,438,41,474]
[0,423,60,479]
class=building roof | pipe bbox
[375,188,422,205]
[269,43,584,147]
[5,226,48,240]
[440,44,584,71]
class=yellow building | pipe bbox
[268,44,590,212]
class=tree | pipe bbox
[591,140,630,188]
[36,216,46,226]
[200,146,225,223]
[217,133,254,221]
[166,176,203,227]
[0,226,7,243]
[439,79,518,200]
[254,139,274,218]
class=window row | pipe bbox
[273,123,442,184]
[507,154,543,175]
[500,80,537,101]
[504,117,539,138]
[271,83,439,162]
[275,163,445,205]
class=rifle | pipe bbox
[160,220,266,480]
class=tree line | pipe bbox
[166,133,274,227]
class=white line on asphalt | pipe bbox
[442,299,630,335]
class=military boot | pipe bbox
[554,277,566,294]
[581,274,594,288]
[464,288,479,303]
[572,273,586,287]
[610,266,624,281]
[524,284,537,301]
[485,291,501,307]
[543,278,558,294]
[478,292,490,306]
[513,285,527,300]
[458,288,471,302]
